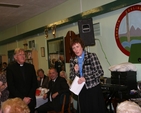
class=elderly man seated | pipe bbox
[36,67,70,113]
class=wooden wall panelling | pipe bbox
[2,55,8,63]
[65,31,78,63]
[32,50,39,72]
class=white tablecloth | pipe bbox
[36,96,48,108]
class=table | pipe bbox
[36,96,48,108]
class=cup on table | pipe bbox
[36,89,41,96]
[40,89,45,96]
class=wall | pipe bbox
[0,1,141,81]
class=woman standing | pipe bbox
[70,36,106,113]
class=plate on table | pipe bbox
[36,88,49,96]
[42,88,49,93]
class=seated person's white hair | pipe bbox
[116,100,141,113]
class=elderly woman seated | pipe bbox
[0,67,9,106]
[1,97,30,113]
[116,100,141,113]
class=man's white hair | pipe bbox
[116,100,141,113]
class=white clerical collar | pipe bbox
[20,64,23,66]
[17,62,23,66]
[52,77,58,82]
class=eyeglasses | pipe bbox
[17,54,25,56]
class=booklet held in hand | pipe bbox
[70,76,85,95]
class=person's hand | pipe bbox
[43,93,47,99]
[78,77,85,84]
[52,92,58,99]
[0,83,7,92]
[37,77,40,81]
[74,64,79,73]
[23,97,31,105]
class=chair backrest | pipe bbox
[60,93,71,113]
[60,94,66,113]
[48,93,71,113]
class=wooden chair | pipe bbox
[48,93,71,113]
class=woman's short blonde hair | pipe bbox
[116,100,141,113]
[1,97,30,113]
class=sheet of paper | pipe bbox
[70,76,85,95]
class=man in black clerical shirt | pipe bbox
[6,48,38,113]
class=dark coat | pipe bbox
[47,76,69,111]
[37,75,49,88]
[6,62,38,112]
[55,60,65,75]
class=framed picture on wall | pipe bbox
[25,50,32,59]
[25,59,33,64]
[8,50,14,64]
[41,47,45,57]
[29,40,35,49]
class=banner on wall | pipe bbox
[115,5,141,57]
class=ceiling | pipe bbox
[0,0,67,32]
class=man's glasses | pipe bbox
[17,54,25,56]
